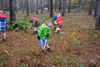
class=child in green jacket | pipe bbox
[37,22,51,52]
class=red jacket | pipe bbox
[56,16,62,26]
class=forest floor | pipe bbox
[0,12,100,67]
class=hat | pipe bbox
[31,16,37,20]
[57,13,61,16]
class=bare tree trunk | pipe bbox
[59,0,62,12]
[18,0,22,10]
[94,0,97,17]
[9,0,16,22]
[48,0,50,12]
[26,0,29,16]
[29,0,34,13]
[40,0,43,13]
[68,0,71,13]
[79,0,82,12]
[0,0,4,10]
[79,0,82,4]
[55,0,57,12]
[88,0,93,15]
[32,0,35,12]
[29,0,32,12]
[96,0,100,30]
[36,0,38,14]
[21,0,26,13]
[50,0,53,18]
[62,0,66,16]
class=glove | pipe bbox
[54,21,57,25]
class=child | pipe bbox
[52,13,57,30]
[33,20,40,34]
[29,16,40,34]
[56,13,63,34]
[37,21,51,53]
[0,12,8,40]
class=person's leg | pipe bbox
[33,27,37,34]
[2,29,6,40]
[54,24,57,30]
[44,39,52,52]
[59,25,62,32]
[53,21,57,30]
[37,35,40,41]
[56,27,60,34]
[43,39,47,49]
[39,39,44,50]
[57,25,62,34]
[60,25,62,29]
[3,32,6,39]
[44,39,49,48]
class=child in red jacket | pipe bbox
[0,12,8,40]
[56,13,62,34]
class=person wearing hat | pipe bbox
[0,12,8,40]
[29,16,40,34]
[56,13,63,34]
[33,20,40,34]
[36,21,52,53]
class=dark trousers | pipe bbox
[57,25,62,34]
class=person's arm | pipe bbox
[36,31,40,40]
[6,18,9,23]
[46,28,51,38]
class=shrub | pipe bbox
[7,17,32,31]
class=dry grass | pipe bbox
[0,12,100,67]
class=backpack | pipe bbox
[0,13,6,19]
[0,13,7,22]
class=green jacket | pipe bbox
[37,23,50,39]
